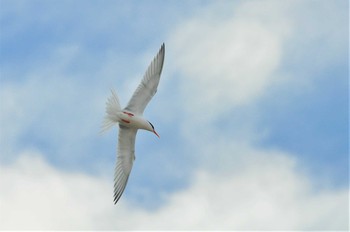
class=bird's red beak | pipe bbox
[153,130,160,138]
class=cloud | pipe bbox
[0,150,347,230]
[0,43,113,165]
[149,154,348,230]
[0,150,119,230]
[167,0,348,127]
[163,0,348,184]
[167,0,292,123]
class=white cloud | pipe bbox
[0,43,109,161]
[163,0,348,194]
[0,150,120,230]
[166,0,347,127]
[149,161,348,230]
[0,150,347,230]
[167,0,293,123]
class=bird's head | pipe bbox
[147,121,160,138]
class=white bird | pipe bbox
[102,43,165,204]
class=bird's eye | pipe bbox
[148,121,154,130]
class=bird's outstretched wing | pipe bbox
[124,43,165,115]
[114,125,137,204]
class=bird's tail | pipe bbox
[101,89,121,133]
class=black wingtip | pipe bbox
[113,195,120,204]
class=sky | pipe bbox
[0,0,348,230]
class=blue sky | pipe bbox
[0,0,348,230]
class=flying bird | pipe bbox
[102,43,165,204]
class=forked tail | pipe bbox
[101,89,121,133]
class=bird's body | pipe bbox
[118,111,149,130]
[102,43,165,204]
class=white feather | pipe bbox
[101,89,121,133]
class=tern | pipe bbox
[102,43,165,204]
